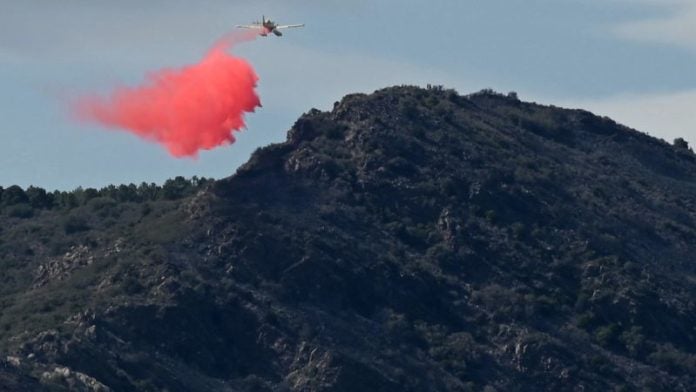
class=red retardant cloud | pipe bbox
[74,32,261,157]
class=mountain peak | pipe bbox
[231,85,693,196]
[3,86,696,391]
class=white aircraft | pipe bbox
[236,16,304,37]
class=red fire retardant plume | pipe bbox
[74,31,261,157]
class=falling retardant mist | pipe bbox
[72,30,261,157]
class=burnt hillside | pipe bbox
[1,86,696,391]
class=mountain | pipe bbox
[1,86,696,391]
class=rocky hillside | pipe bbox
[1,86,696,391]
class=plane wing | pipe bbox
[235,25,262,29]
[276,24,305,29]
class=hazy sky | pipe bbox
[1,0,695,189]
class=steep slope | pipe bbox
[2,86,696,391]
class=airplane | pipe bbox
[236,15,304,37]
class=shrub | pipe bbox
[619,326,646,357]
[7,204,33,219]
[673,137,690,150]
[63,214,90,234]
[87,197,117,212]
[594,324,619,347]
[648,344,696,374]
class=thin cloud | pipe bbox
[613,0,696,50]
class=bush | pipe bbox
[673,137,690,150]
[619,326,646,357]
[6,204,33,219]
[594,324,619,347]
[63,214,90,234]
[87,197,117,214]
[648,344,696,374]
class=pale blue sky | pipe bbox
[1,0,695,189]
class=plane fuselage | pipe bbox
[237,16,300,37]
[260,21,282,36]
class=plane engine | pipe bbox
[273,29,283,36]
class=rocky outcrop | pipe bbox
[2,86,696,390]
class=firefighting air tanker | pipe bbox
[236,15,305,37]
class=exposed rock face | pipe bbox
[1,86,696,390]
[34,245,94,288]
[41,366,110,392]
[0,358,43,390]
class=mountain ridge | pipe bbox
[1,85,696,391]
